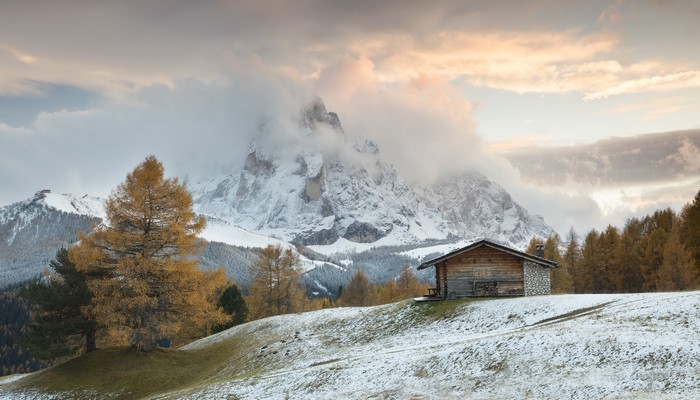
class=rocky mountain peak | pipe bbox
[189,100,554,249]
[301,97,344,133]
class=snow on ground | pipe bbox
[176,291,700,399]
[307,237,377,255]
[200,219,288,249]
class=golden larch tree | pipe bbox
[339,270,376,306]
[657,221,698,291]
[396,265,428,299]
[71,156,228,351]
[246,245,305,320]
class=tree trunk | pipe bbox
[85,326,97,353]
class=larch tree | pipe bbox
[339,270,376,306]
[612,218,644,293]
[545,234,573,294]
[577,230,599,293]
[71,156,228,351]
[396,265,427,299]
[657,218,698,291]
[640,227,666,291]
[596,225,619,293]
[684,189,700,267]
[563,228,582,293]
[245,245,305,320]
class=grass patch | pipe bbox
[410,298,474,320]
[4,331,271,400]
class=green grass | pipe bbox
[2,298,497,399]
[4,331,273,400]
[409,298,475,320]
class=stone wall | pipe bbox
[523,261,551,296]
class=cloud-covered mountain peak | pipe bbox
[190,100,554,249]
[301,96,344,133]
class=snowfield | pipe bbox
[182,291,699,399]
[3,291,699,399]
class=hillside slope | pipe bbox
[2,291,699,399]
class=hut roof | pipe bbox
[417,238,560,270]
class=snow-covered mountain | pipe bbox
[190,98,554,251]
[0,99,556,289]
[0,190,102,287]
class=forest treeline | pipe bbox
[0,291,45,375]
[530,189,700,294]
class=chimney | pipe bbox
[535,244,545,258]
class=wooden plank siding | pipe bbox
[443,247,524,298]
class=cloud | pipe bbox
[2,1,699,102]
[1,0,698,238]
[313,57,482,184]
[505,130,700,186]
[583,70,700,100]
[611,96,692,121]
[500,129,700,231]
[0,61,312,205]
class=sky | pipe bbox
[1,0,699,236]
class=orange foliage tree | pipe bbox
[71,156,228,351]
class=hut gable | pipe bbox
[418,239,558,299]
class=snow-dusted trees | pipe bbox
[71,156,228,351]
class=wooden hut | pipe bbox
[417,239,558,299]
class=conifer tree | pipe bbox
[640,227,666,291]
[379,277,400,304]
[684,189,700,267]
[545,234,573,293]
[246,245,304,320]
[20,248,97,359]
[612,218,644,293]
[563,228,582,293]
[396,265,427,299]
[657,218,698,291]
[577,230,599,293]
[595,225,619,293]
[71,156,227,351]
[339,270,375,306]
[212,283,248,333]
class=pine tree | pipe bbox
[71,156,227,351]
[20,248,97,360]
[212,283,248,333]
[245,245,305,320]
